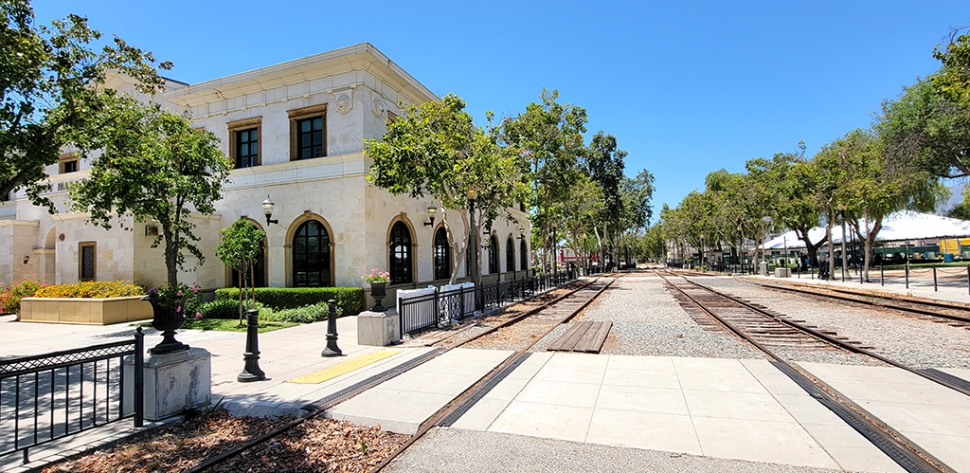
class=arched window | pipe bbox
[520,240,528,272]
[389,221,413,284]
[293,220,330,287]
[506,237,515,272]
[488,235,499,274]
[434,228,450,280]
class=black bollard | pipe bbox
[237,309,266,382]
[321,299,342,357]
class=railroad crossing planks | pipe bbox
[548,321,613,353]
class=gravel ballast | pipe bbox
[574,276,766,359]
[695,276,970,369]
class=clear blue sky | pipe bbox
[33,0,970,217]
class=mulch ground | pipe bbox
[40,410,409,473]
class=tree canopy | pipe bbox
[69,96,231,286]
[365,93,527,284]
[0,0,170,210]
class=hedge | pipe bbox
[33,281,144,299]
[214,287,364,315]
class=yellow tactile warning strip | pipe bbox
[287,350,402,384]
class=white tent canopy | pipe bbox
[761,211,970,250]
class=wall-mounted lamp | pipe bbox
[262,195,279,225]
[424,206,437,226]
[23,255,29,264]
[517,227,526,240]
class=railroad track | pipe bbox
[181,275,619,473]
[757,282,970,329]
[655,270,961,473]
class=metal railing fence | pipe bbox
[398,270,578,334]
[0,328,144,464]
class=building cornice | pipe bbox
[0,220,39,227]
[162,43,437,108]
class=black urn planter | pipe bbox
[370,282,387,312]
[144,294,190,355]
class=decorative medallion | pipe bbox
[335,93,352,114]
[372,98,385,117]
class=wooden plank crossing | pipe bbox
[547,321,613,353]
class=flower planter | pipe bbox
[19,296,153,325]
[370,282,388,312]
[144,294,190,354]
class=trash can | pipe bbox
[944,253,954,263]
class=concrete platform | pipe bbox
[800,362,970,472]
[452,352,914,472]
[325,348,513,434]
[4,314,970,472]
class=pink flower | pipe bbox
[195,312,202,319]
[176,306,181,313]
[177,290,183,297]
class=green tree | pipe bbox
[933,29,970,105]
[815,129,943,280]
[69,97,231,286]
[879,78,970,179]
[216,219,265,324]
[501,89,587,273]
[584,131,626,269]
[0,0,170,209]
[747,145,828,267]
[365,93,526,284]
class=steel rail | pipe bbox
[683,278,970,397]
[655,271,953,473]
[369,277,617,472]
[181,276,610,472]
[756,282,970,326]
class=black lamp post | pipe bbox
[262,195,278,226]
[467,188,481,310]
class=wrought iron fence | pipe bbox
[398,270,578,334]
[0,328,144,464]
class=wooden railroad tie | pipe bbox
[548,321,613,353]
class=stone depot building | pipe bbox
[0,43,532,301]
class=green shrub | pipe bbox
[214,287,363,315]
[33,281,144,299]
[199,299,267,320]
[263,303,332,324]
[0,279,47,314]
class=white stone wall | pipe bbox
[0,46,534,292]
[0,221,38,284]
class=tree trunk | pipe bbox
[162,227,178,286]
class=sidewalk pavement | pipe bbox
[4,304,970,472]
[447,351,970,472]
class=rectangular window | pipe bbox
[288,104,327,161]
[297,117,324,159]
[227,117,261,169]
[79,242,96,281]
[59,153,79,174]
[235,128,259,168]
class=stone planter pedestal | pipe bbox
[774,267,792,278]
[124,347,212,421]
[357,308,400,346]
